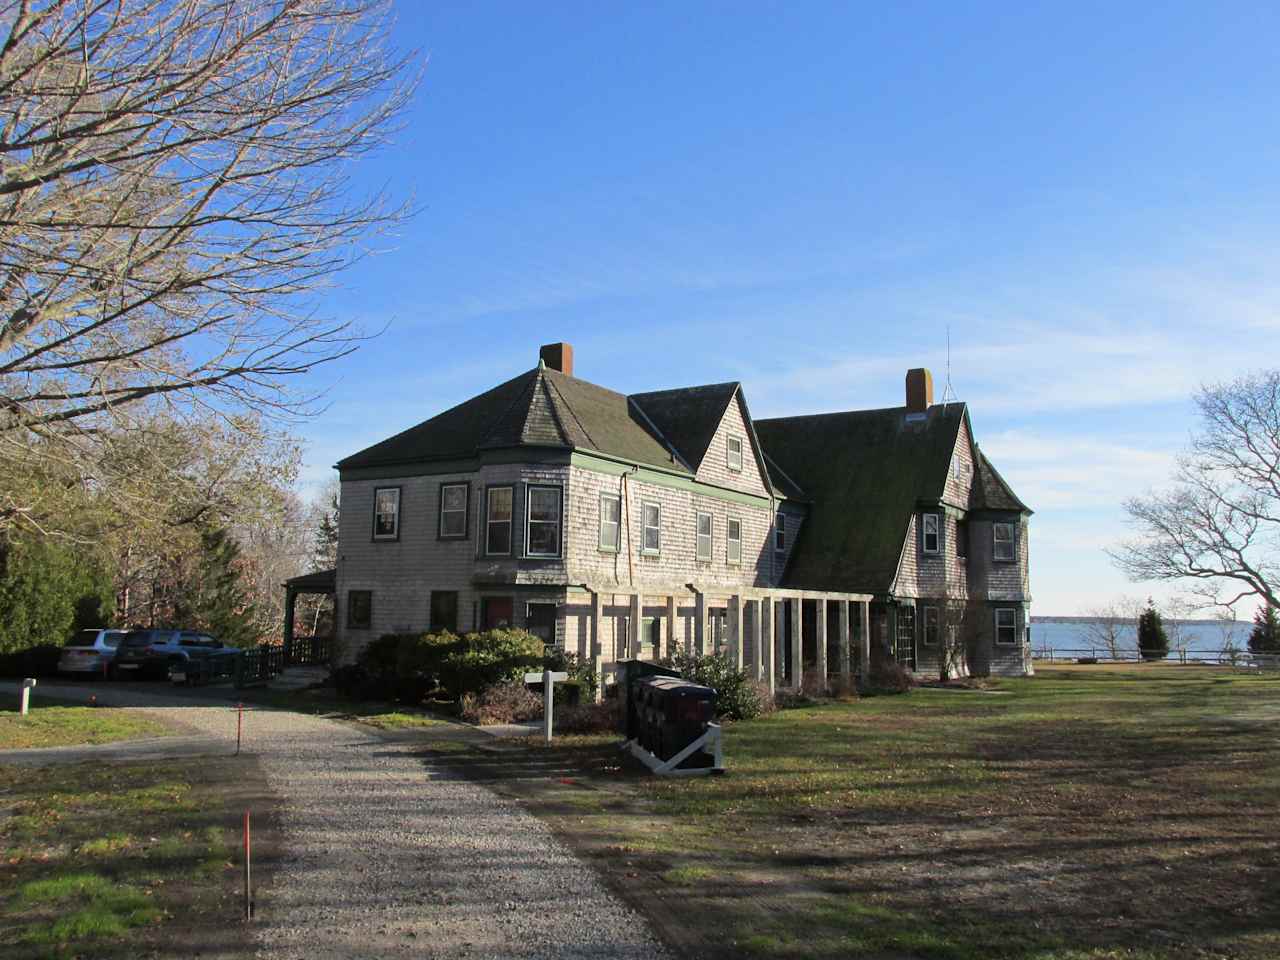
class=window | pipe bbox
[727,518,742,564]
[727,435,744,472]
[642,502,661,555]
[639,616,661,651]
[372,487,400,540]
[923,607,940,646]
[525,485,563,558]
[775,511,786,552]
[922,513,941,554]
[347,590,372,629]
[526,602,557,643]
[430,591,458,632]
[957,520,969,559]
[995,608,1017,645]
[994,522,1016,562]
[599,494,621,552]
[696,512,713,562]
[485,486,513,555]
[439,482,468,539]
[896,606,916,669]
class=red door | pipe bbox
[482,597,513,630]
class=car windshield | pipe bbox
[66,631,101,648]
[118,632,156,649]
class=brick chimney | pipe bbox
[539,342,574,377]
[905,368,933,413]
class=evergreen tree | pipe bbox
[1136,599,1169,661]
[1248,605,1280,655]
[192,527,258,647]
[0,536,114,655]
[313,493,339,572]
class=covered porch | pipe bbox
[281,568,336,667]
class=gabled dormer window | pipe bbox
[922,513,941,554]
[727,435,744,472]
[994,522,1016,562]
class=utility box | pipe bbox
[632,675,718,767]
[616,659,682,740]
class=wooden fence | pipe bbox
[1033,646,1280,669]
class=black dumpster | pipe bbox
[632,674,717,765]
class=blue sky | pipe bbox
[299,2,1280,615]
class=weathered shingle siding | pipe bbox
[942,417,975,507]
[694,394,771,496]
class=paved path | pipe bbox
[1,681,670,960]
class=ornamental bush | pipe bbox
[351,628,546,703]
[1136,599,1169,661]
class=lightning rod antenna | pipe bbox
[941,326,958,407]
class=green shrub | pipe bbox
[1137,599,1169,661]
[347,628,546,703]
[437,629,545,697]
[543,648,599,704]
[658,650,771,721]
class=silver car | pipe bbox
[58,629,127,676]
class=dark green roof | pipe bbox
[629,382,739,471]
[971,447,1031,513]
[754,404,968,593]
[338,366,691,473]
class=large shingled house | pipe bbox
[329,343,1032,690]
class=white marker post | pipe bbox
[19,677,36,716]
[524,669,569,743]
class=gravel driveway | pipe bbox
[8,681,670,960]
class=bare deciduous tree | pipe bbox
[0,0,416,533]
[1081,598,1140,659]
[1113,371,1280,612]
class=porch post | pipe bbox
[283,586,296,665]
[694,589,706,656]
[815,598,828,693]
[729,594,744,670]
[774,599,786,687]
[791,597,804,691]
[839,599,852,693]
[665,594,677,660]
[590,591,603,703]
[761,596,775,696]
[751,599,764,681]
[630,592,642,659]
[858,601,872,693]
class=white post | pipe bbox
[815,598,828,694]
[19,677,36,716]
[791,598,804,691]
[630,592,642,659]
[761,597,775,695]
[750,599,764,681]
[729,595,743,670]
[839,600,852,693]
[665,594,676,660]
[590,592,603,703]
[543,669,554,743]
[694,590,706,656]
[859,601,872,692]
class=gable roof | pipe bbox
[628,382,740,471]
[337,366,693,473]
[970,447,1031,513]
[754,403,968,593]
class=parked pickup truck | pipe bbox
[58,629,128,676]
[111,629,238,680]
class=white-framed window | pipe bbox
[642,501,661,555]
[922,513,941,554]
[995,607,1017,645]
[485,486,513,556]
[727,517,742,564]
[373,487,400,540]
[994,522,1016,562]
[439,482,468,539]
[923,606,940,646]
[775,511,786,552]
[599,494,621,553]
[696,512,713,562]
[525,485,563,558]
[727,435,744,472]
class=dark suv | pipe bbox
[111,629,237,680]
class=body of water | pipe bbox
[1030,618,1254,660]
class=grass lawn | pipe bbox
[0,755,274,958]
[422,663,1280,960]
[0,693,175,750]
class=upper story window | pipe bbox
[727,435,744,472]
[775,511,786,552]
[922,512,941,554]
[696,512,713,562]
[642,502,662,555]
[485,486,513,556]
[995,608,1017,645]
[373,487,400,540]
[599,494,621,552]
[439,482,468,539]
[994,522,1016,562]
[727,518,742,564]
[526,485,563,558]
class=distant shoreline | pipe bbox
[1033,615,1250,626]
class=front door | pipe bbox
[482,596,513,630]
